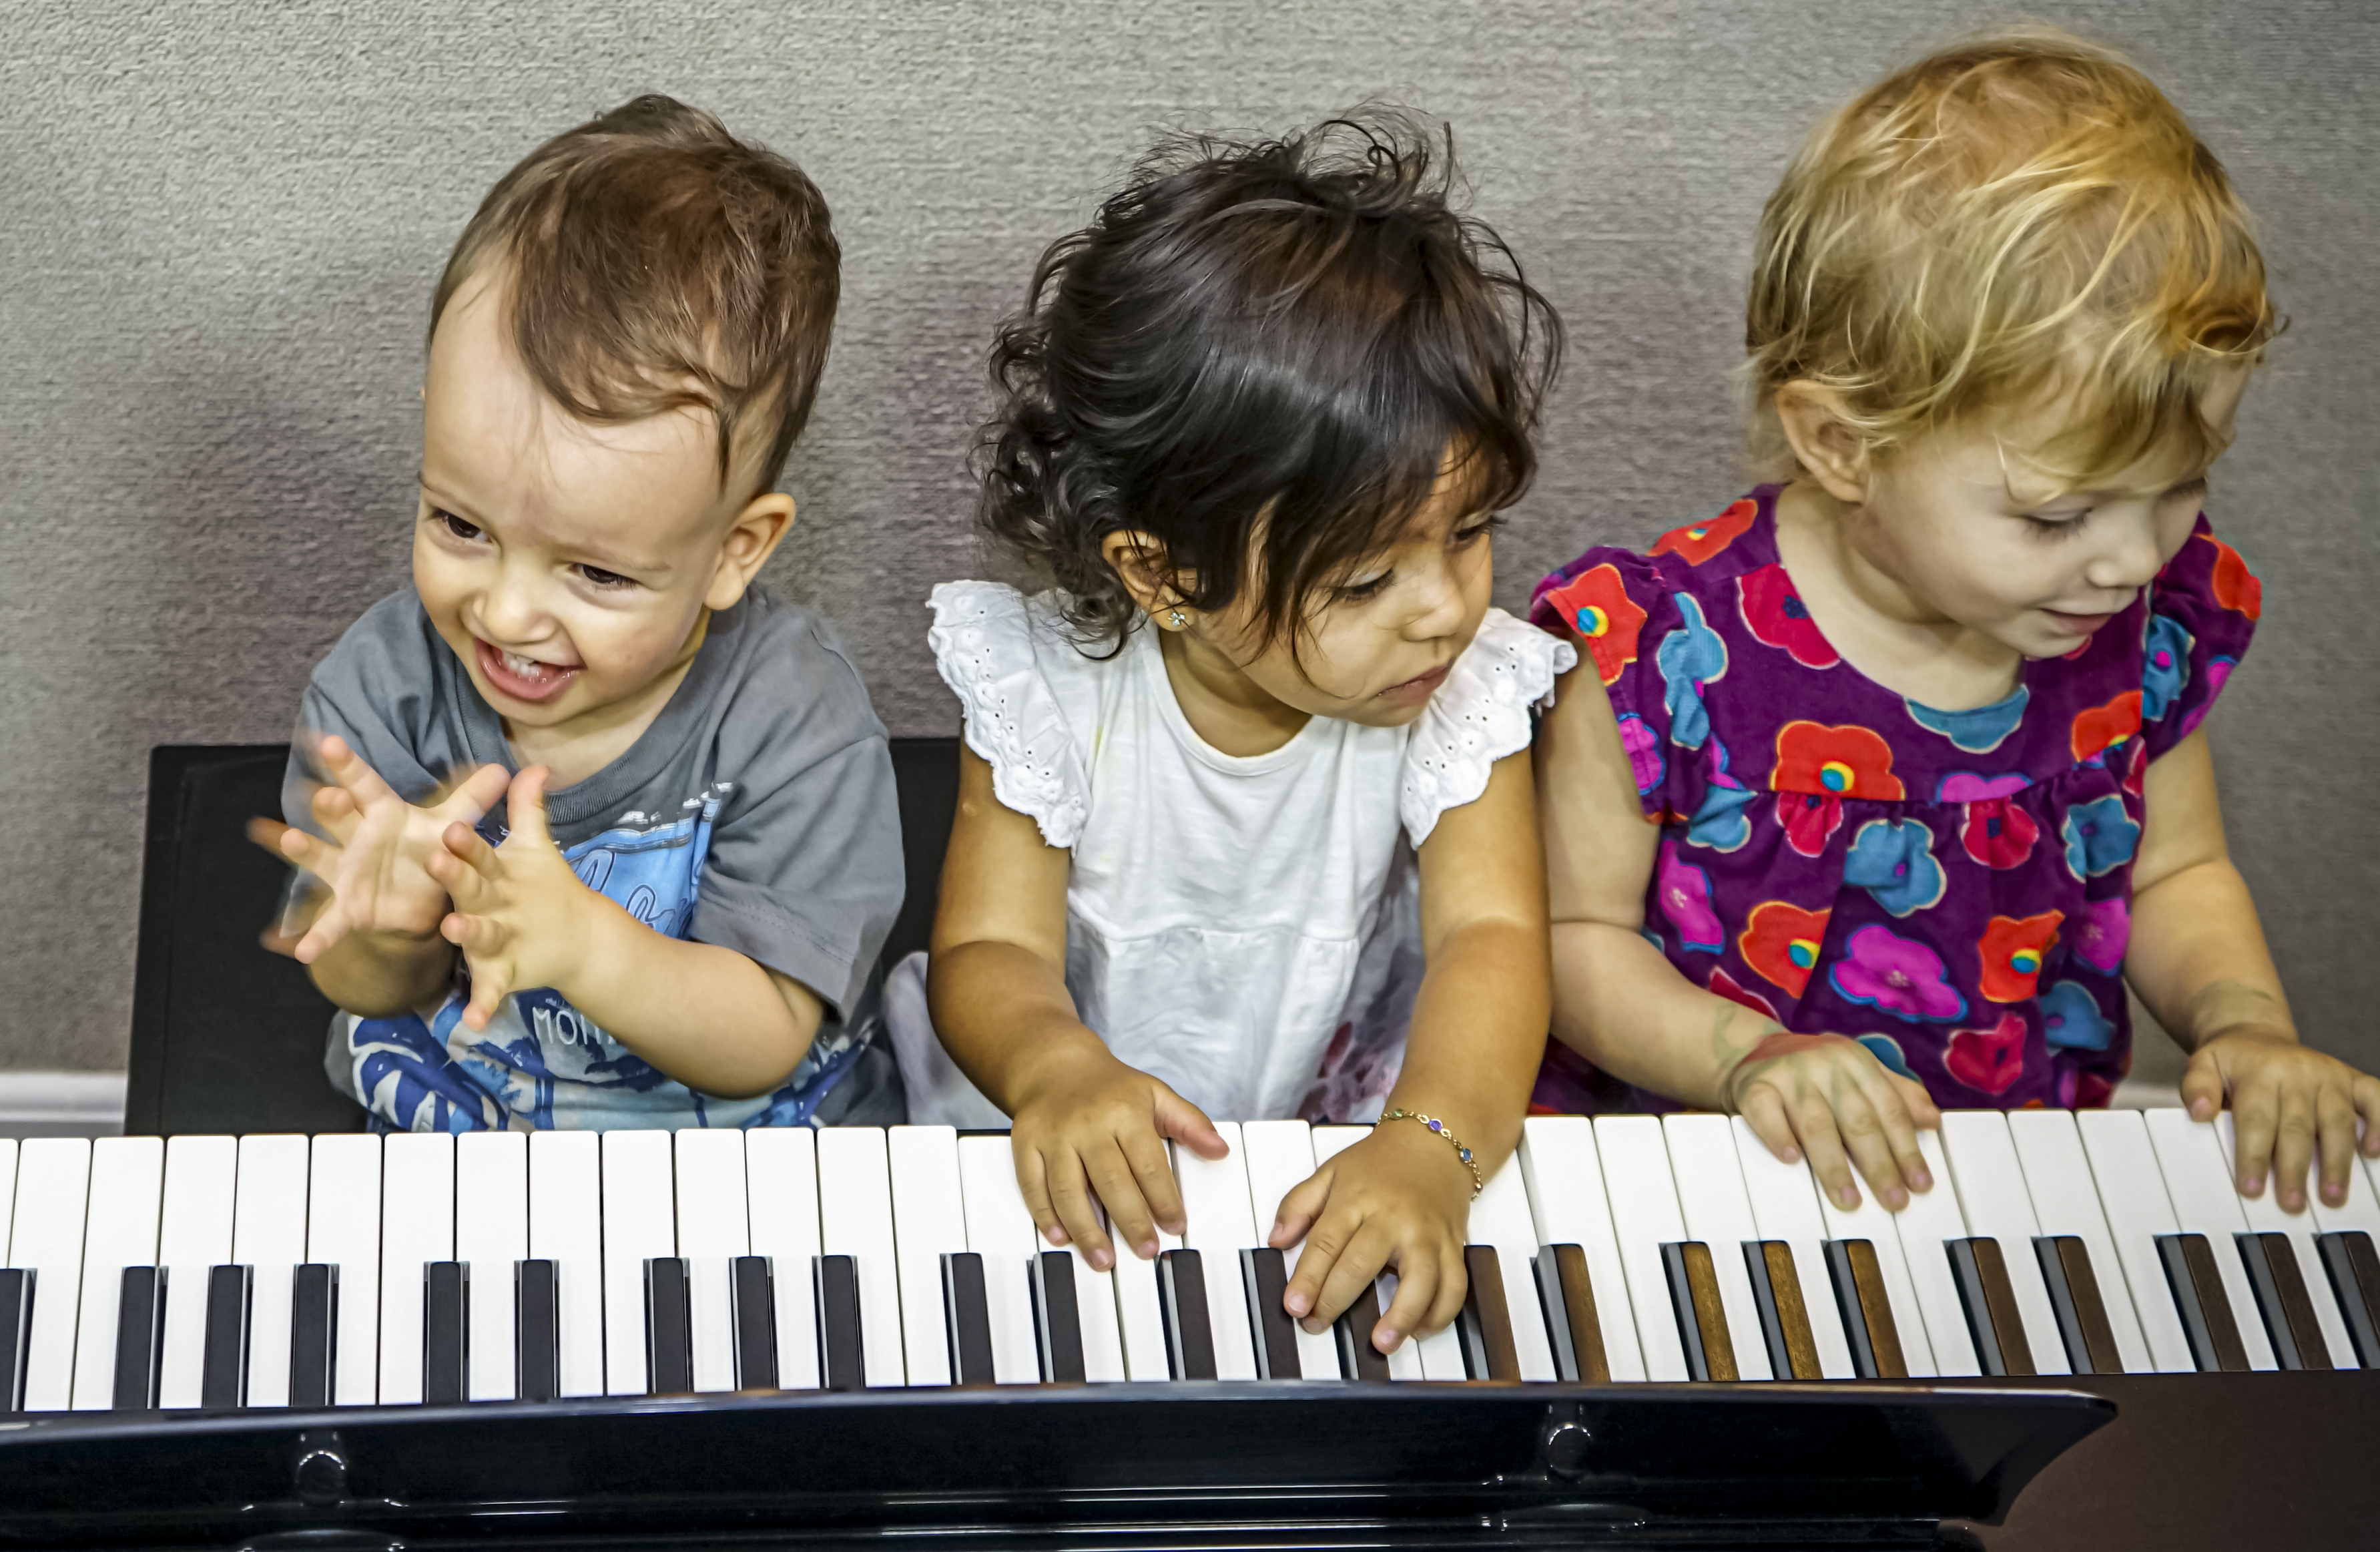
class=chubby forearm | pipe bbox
[926,939,1105,1113]
[559,901,823,1097]
[308,931,455,1018]
[1550,919,1782,1109]
[1389,918,1548,1173]
[2126,856,2296,1050]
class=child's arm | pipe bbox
[1536,654,1940,1210]
[1267,750,1550,1349]
[2128,728,2380,1209]
[428,770,824,1097]
[927,744,1229,1269]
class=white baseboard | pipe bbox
[0,1071,127,1138]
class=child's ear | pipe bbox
[1773,382,1874,505]
[1099,530,1194,620]
[704,492,797,611]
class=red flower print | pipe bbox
[1707,966,1779,1021]
[1978,911,2063,1003]
[2200,533,2263,620]
[2069,691,2142,763]
[1960,799,2039,868]
[1772,721,1905,800]
[1946,1013,2028,1095]
[1739,900,1831,999]
[1737,563,1839,669]
[1774,791,1843,857]
[1538,563,1649,686]
[1650,499,1758,565]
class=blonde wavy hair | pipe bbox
[1746,29,2279,487]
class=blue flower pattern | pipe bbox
[2141,615,2192,722]
[1657,594,1728,750]
[2062,794,2140,880]
[1905,685,2030,753]
[1841,818,1948,917]
[2040,980,2115,1051]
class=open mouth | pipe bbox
[474,637,583,704]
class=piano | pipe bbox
[0,1107,2369,1547]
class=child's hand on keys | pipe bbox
[250,734,512,963]
[1004,1045,1228,1272]
[426,767,606,1031]
[2184,1028,2380,1211]
[1723,1031,1942,1210]
[1267,1118,1475,1353]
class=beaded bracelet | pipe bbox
[1379,1108,1485,1198]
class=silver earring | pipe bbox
[1166,609,1187,629]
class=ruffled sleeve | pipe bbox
[2140,517,2261,758]
[926,581,1091,848]
[1400,609,1576,844]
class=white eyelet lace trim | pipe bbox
[1401,609,1577,845]
[926,581,1090,848]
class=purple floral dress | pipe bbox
[1528,485,2261,1114]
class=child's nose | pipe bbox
[475,567,548,641]
[1403,555,1472,637]
[2082,513,2166,593]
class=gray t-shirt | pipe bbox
[282,583,904,1131]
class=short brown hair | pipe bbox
[1747,29,2277,487]
[431,95,840,493]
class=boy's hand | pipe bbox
[2184,1028,2380,1211]
[1268,1120,1474,1353]
[1006,1045,1228,1272]
[252,734,512,963]
[428,767,608,1031]
[1724,1031,1941,1210]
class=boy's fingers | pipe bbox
[2356,1075,2380,1157]
[2231,1077,2278,1198]
[322,736,399,809]
[447,763,515,824]
[1041,1147,1112,1266]
[442,820,497,873]
[306,784,362,844]
[2180,1048,2226,1123]
[506,766,555,847]
[1738,1086,1800,1164]
[1270,1169,1331,1252]
[1829,1087,1907,1210]
[1790,1100,1861,1210]
[1123,1126,1186,1240]
[1855,1071,1931,1198]
[2270,1090,2318,1212]
[461,965,510,1031]
[1152,1085,1229,1161]
[2316,1085,2359,1208]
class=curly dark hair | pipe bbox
[976,113,1562,654]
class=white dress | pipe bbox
[886,581,1574,1127]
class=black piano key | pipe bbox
[2032,1235,2122,1376]
[1743,1241,1821,1380]
[200,1264,251,1409]
[1661,1241,1737,1382]
[730,1256,778,1391]
[111,1266,167,1410]
[1823,1239,1906,1380]
[2236,1232,2329,1372]
[2316,1230,2380,1368]
[1157,1249,1217,1380]
[643,1257,694,1396]
[940,1252,996,1386]
[1458,1246,1521,1382]
[0,1268,33,1414]
[1238,1248,1299,1381]
[422,1262,468,1404]
[516,1259,559,1402]
[1032,1250,1089,1384]
[2157,1232,2250,1373]
[1333,1281,1392,1382]
[814,1254,865,1392]
[1948,1238,2034,1377]
[289,1264,338,1409]
[1533,1244,1610,1384]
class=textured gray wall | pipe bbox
[3,1,2373,1075]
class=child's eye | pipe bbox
[434,509,483,543]
[2021,508,2091,538]
[1452,514,1503,547]
[1334,570,1393,603]
[575,564,635,590]
[2164,477,2211,506]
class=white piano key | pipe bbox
[2073,1110,2196,1372]
[376,1133,453,1406]
[1311,1125,1423,1379]
[1728,1117,1853,1378]
[0,1140,16,1264]
[1662,1115,1775,1380]
[1469,1148,1559,1381]
[599,1131,675,1395]
[527,1131,604,1397]
[887,1126,965,1388]
[306,1133,382,1405]
[1239,1120,1342,1380]
[2144,1109,2277,1370]
[69,1137,165,1410]
[2008,1111,2150,1374]
[1885,1129,1979,1376]
[232,1135,310,1407]
[1174,1123,1260,1381]
[1065,1234,1129,1383]
[1813,1140,1938,1377]
[1518,1116,1646,1382]
[816,1127,904,1387]
[1937,1112,2070,1375]
[673,1130,750,1394]
[7,1138,92,1411]
[156,1135,238,1409]
[2216,1113,2351,1369]
[455,1131,527,1402]
[1592,1116,1691,1381]
[746,1127,822,1390]
[956,1134,1040,1384]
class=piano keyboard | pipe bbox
[1,1109,2375,1412]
